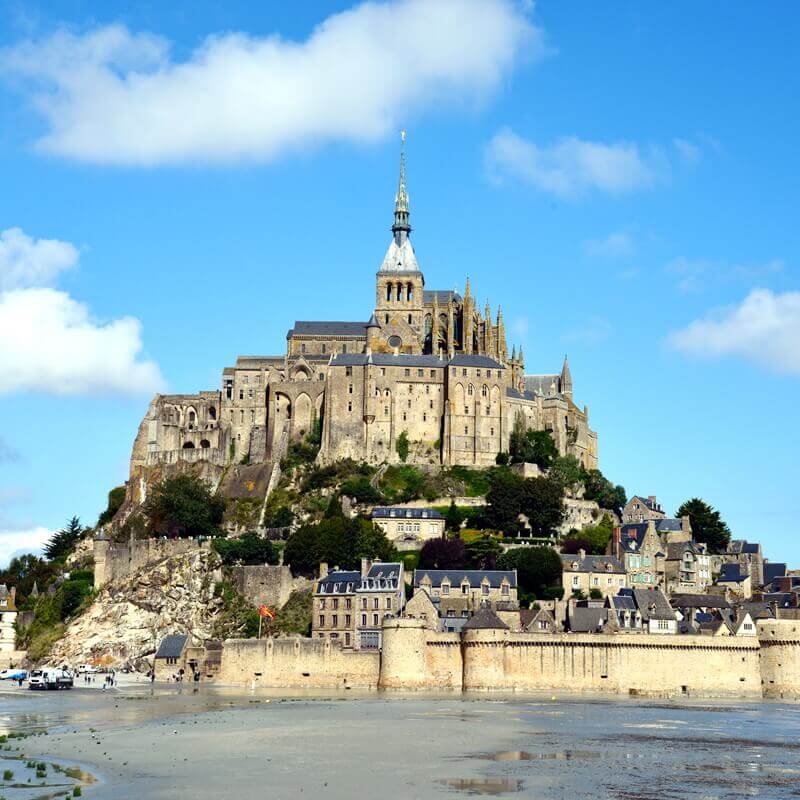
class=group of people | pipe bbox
[81,669,116,689]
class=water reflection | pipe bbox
[439,777,523,795]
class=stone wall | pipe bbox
[94,537,212,588]
[215,637,380,688]
[226,565,311,610]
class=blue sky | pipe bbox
[0,1,798,565]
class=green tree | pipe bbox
[520,477,565,537]
[418,537,466,570]
[676,498,731,553]
[142,474,226,538]
[396,430,410,463]
[509,416,558,469]
[212,532,276,565]
[44,517,85,562]
[581,468,626,515]
[97,486,126,526]
[0,554,55,605]
[445,500,464,533]
[283,525,321,576]
[548,455,583,492]
[495,451,510,466]
[496,546,562,599]
[354,519,399,563]
[465,534,503,569]
[263,505,295,528]
[485,470,525,533]
[561,514,614,555]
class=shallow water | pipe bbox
[0,683,798,799]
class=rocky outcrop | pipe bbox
[47,550,223,672]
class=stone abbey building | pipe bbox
[129,138,597,479]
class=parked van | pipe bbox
[28,668,74,690]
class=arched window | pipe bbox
[468,384,474,396]
[386,283,392,302]
[208,406,217,420]
[200,439,211,449]
[182,441,195,449]
[396,283,403,301]
[407,283,413,302]
[481,384,488,398]
[407,314,412,324]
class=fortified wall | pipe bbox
[208,618,800,698]
[226,565,312,610]
[93,536,212,588]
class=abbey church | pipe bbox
[129,138,597,481]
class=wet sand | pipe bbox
[1,682,799,799]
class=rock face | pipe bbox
[48,550,223,672]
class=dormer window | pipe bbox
[461,582,470,595]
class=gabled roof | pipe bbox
[288,321,368,337]
[560,553,625,574]
[630,588,674,621]
[462,606,508,631]
[669,593,731,610]
[155,634,189,660]
[524,374,560,396]
[665,540,704,559]
[569,607,607,633]
[763,563,787,585]
[413,569,517,589]
[523,607,555,632]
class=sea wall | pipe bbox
[461,629,762,697]
[215,637,380,689]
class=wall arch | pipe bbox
[294,392,313,438]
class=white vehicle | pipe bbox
[77,664,99,674]
[28,668,74,690]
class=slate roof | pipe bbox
[372,506,443,520]
[607,594,637,611]
[630,588,674,621]
[524,374,561,395]
[449,354,504,369]
[424,289,462,303]
[560,553,625,574]
[763,563,787,586]
[665,540,703,559]
[569,607,607,633]
[155,634,189,660]
[742,601,774,620]
[316,570,361,594]
[506,387,537,401]
[719,563,748,583]
[362,563,402,591]
[462,607,508,631]
[330,353,446,368]
[669,593,731,610]
[413,569,517,589]
[288,321,368,337]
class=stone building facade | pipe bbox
[126,137,597,499]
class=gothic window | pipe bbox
[188,410,196,424]
[482,384,488,397]
[208,406,217,420]
[468,384,474,396]
[407,284,413,301]
[396,283,402,301]
[386,283,392,301]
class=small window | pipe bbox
[404,369,410,377]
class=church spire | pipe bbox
[392,130,411,245]
[561,354,573,397]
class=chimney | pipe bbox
[319,562,328,580]
[361,557,372,578]
[578,548,586,559]
[611,526,621,558]
[648,495,657,505]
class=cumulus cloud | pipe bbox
[584,232,634,259]
[0,0,540,165]
[0,287,164,395]
[668,288,800,375]
[0,527,52,567]
[486,128,661,197]
[0,227,79,290]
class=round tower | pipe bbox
[379,617,428,689]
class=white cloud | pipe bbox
[673,137,701,163]
[667,256,783,293]
[1,0,540,165]
[0,527,52,567]
[0,287,164,395]
[486,128,660,197]
[0,227,79,290]
[668,288,800,375]
[584,232,634,259]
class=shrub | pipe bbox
[143,474,226,538]
[97,486,126,526]
[418,537,466,570]
[396,430,410,463]
[497,546,562,599]
[589,588,603,600]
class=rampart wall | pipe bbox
[758,619,800,698]
[216,637,380,689]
